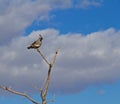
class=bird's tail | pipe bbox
[27,46,31,49]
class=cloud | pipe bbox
[0,0,51,43]
[0,0,102,44]
[0,0,72,43]
[0,28,120,94]
[73,0,102,8]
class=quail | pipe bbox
[27,35,43,49]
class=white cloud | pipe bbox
[0,0,51,43]
[0,0,72,43]
[0,28,120,94]
[0,0,102,44]
[75,0,102,8]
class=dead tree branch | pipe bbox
[36,49,50,65]
[0,34,60,104]
[0,85,39,104]
[36,48,60,104]
[51,48,60,66]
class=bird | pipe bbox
[27,34,43,49]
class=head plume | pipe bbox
[39,34,43,40]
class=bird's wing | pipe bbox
[31,41,37,45]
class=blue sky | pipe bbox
[0,0,120,104]
[25,0,120,34]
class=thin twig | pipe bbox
[40,76,47,92]
[46,94,55,103]
[46,99,54,103]
[0,85,39,104]
[36,49,50,65]
[51,48,60,66]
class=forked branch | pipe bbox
[36,48,60,104]
[0,36,60,104]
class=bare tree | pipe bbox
[0,35,60,104]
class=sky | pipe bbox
[0,0,120,104]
